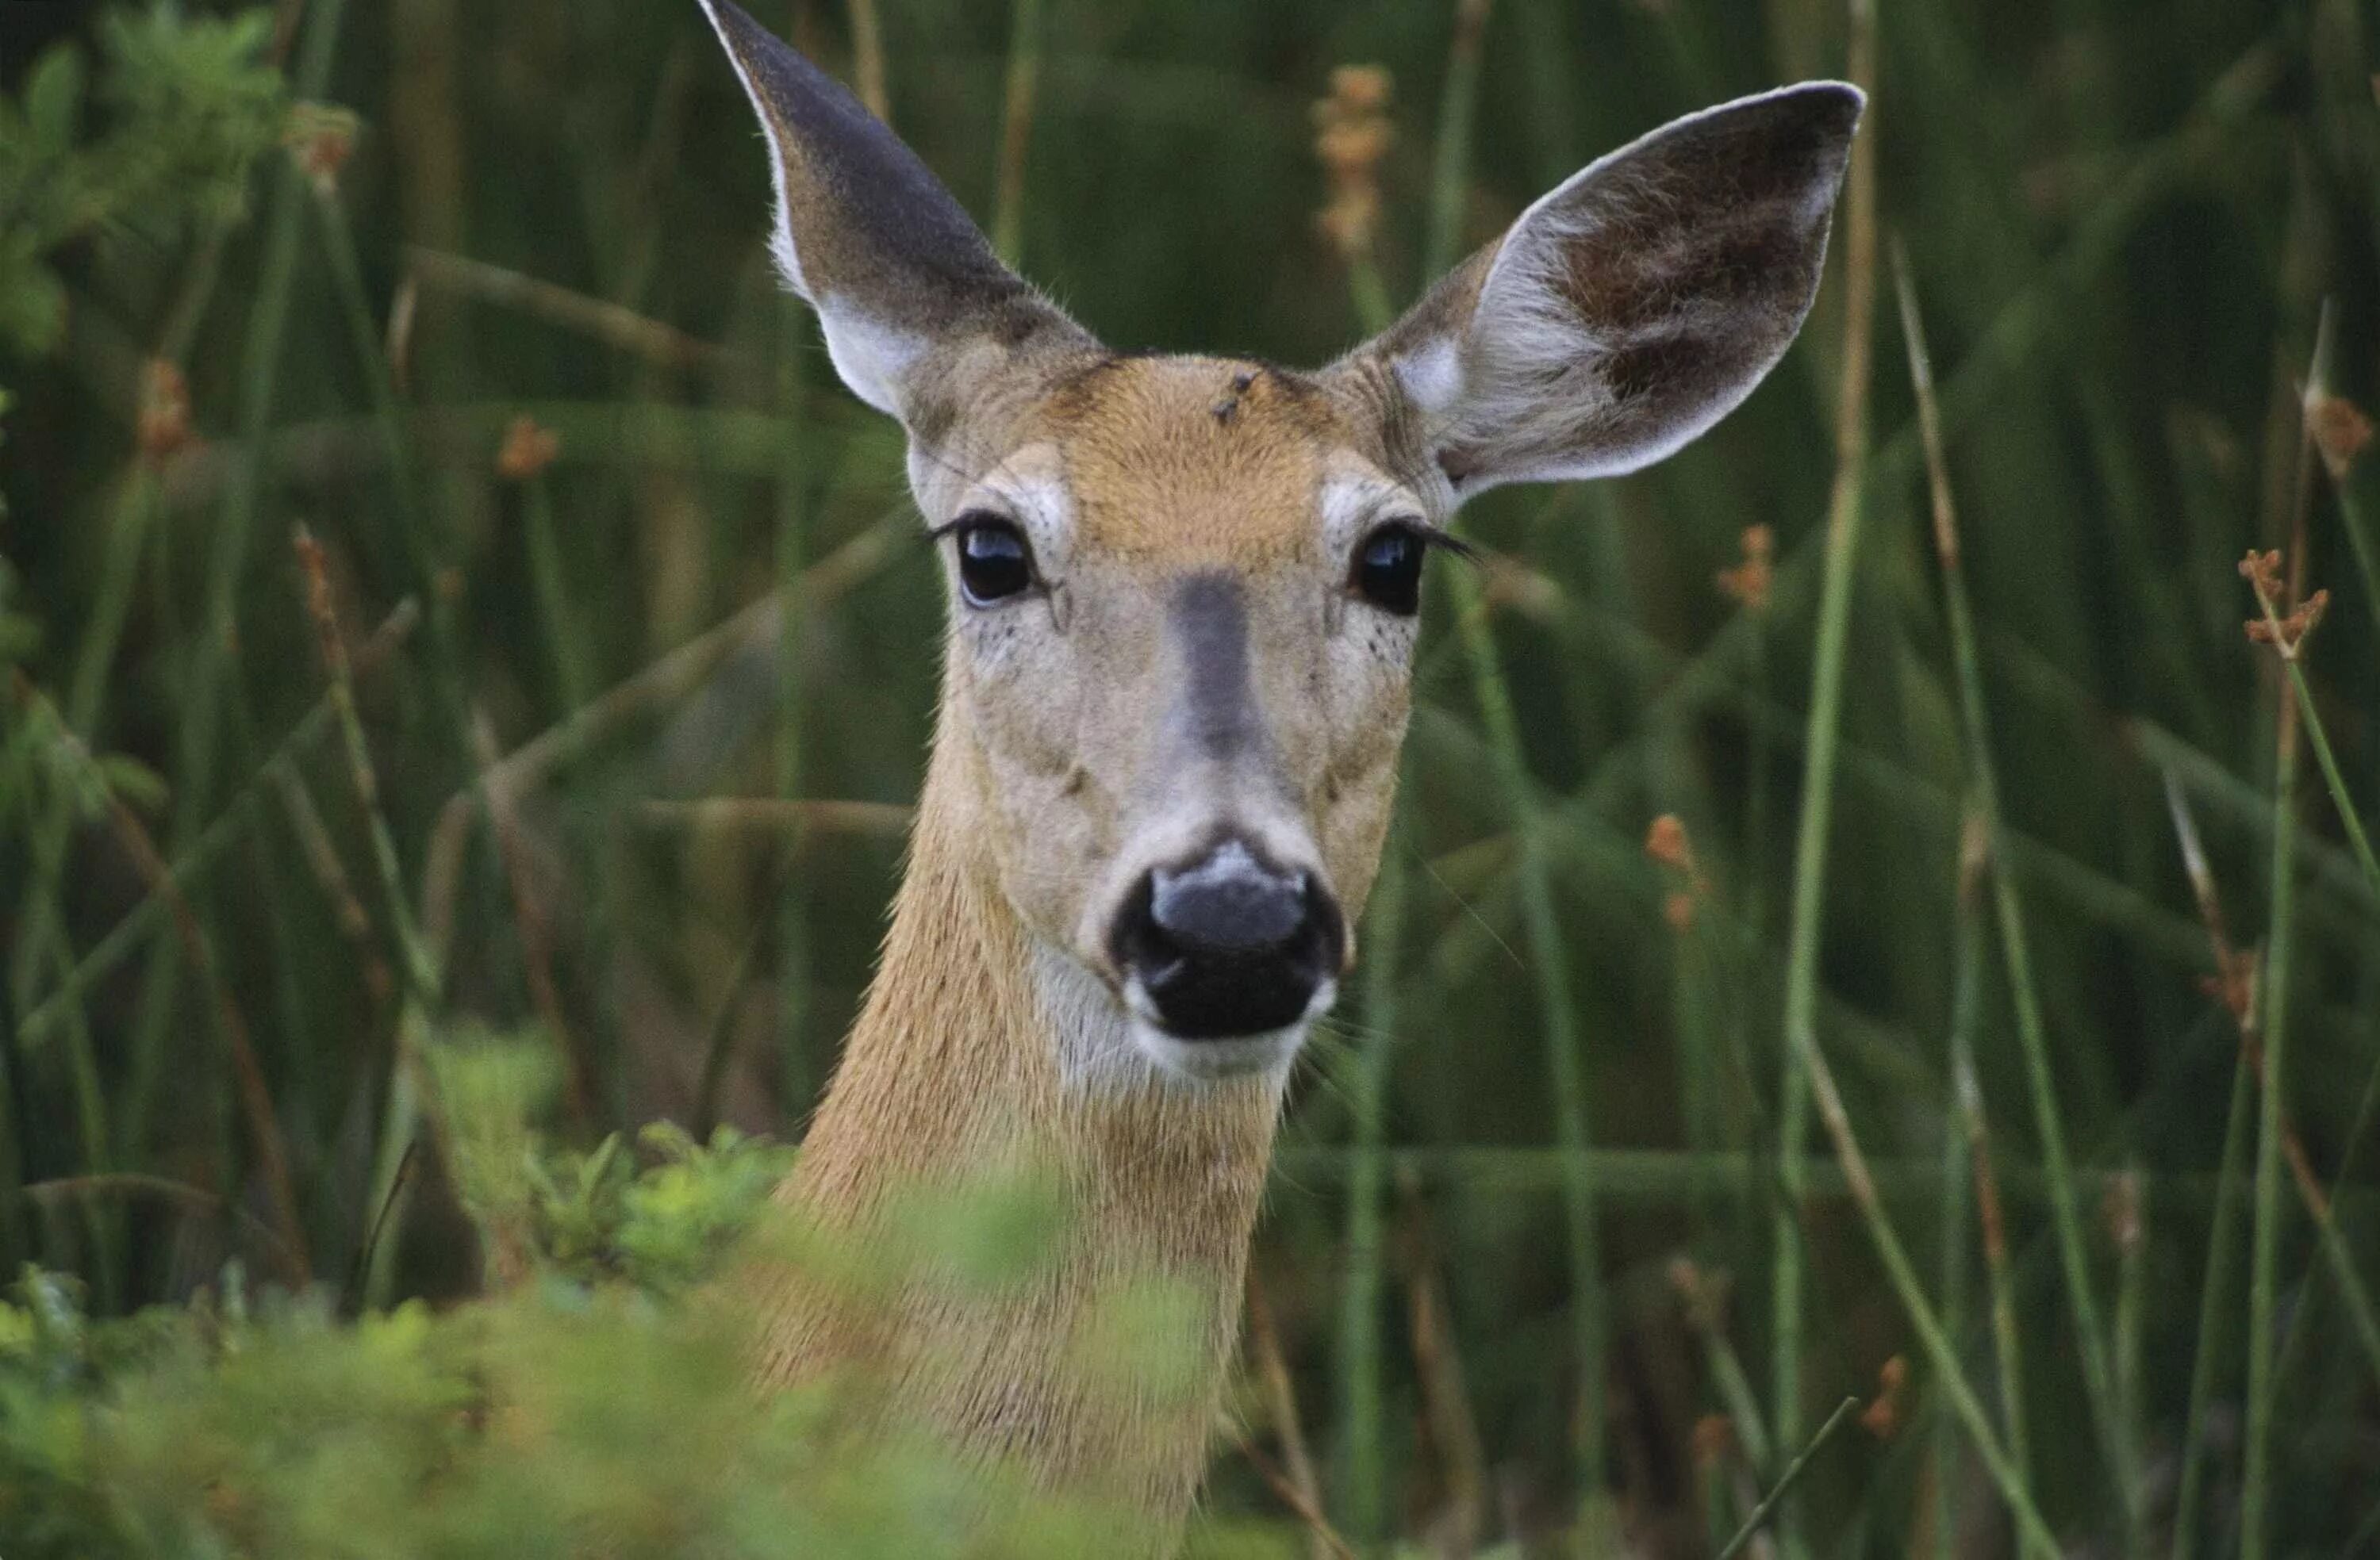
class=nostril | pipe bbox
[1150,840,1307,952]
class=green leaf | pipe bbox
[23,44,86,156]
[95,753,169,815]
[0,253,68,357]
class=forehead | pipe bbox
[1022,355,1365,560]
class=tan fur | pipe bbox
[752,358,1411,1549]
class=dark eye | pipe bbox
[1350,523,1426,616]
[952,514,1035,606]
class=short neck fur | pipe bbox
[750,707,1287,1537]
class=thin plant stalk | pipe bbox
[1334,174,1403,1551]
[775,302,814,1120]
[311,188,472,733]
[2168,1048,2254,1560]
[990,0,1045,268]
[2240,327,2323,1560]
[1338,831,1404,1549]
[1715,1396,1860,1560]
[2240,677,2299,1560]
[1426,0,1494,280]
[1956,1039,2037,1530]
[1445,579,1607,1521]
[522,474,597,715]
[14,606,413,1056]
[1929,831,1983,1560]
[846,0,889,121]
[2242,564,2380,903]
[1421,0,1608,1524]
[1894,245,2137,1535]
[1771,8,1875,1551]
[1785,990,2061,1551]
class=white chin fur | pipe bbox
[1130,1021,1307,1083]
[1122,977,1338,1083]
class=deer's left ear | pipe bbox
[1338,82,1863,500]
[698,0,1097,427]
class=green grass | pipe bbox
[7,0,2380,1553]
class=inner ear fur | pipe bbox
[1339,82,1864,497]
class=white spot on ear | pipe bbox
[1392,336,1464,420]
[816,305,927,417]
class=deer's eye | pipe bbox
[952,514,1035,605]
[1350,523,1426,616]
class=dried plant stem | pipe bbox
[14,602,420,1054]
[10,679,312,1286]
[1955,1038,2033,1508]
[417,509,904,963]
[1895,247,2135,1537]
[1772,8,1876,1547]
[294,533,439,1006]
[470,715,596,1127]
[991,0,1046,267]
[1247,1272,1333,1560]
[404,246,724,371]
[846,0,889,121]
[1235,1432,1361,1560]
[1401,1170,1489,1551]
[634,799,914,837]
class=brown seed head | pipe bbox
[497,416,561,482]
[1860,1355,1910,1439]
[285,102,360,197]
[136,359,193,463]
[1691,1414,1735,1471]
[1716,523,1775,611]
[2307,391,2374,482]
[1312,65,1395,263]
[1645,814,1693,873]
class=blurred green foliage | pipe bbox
[0,7,286,358]
[2,0,2379,1553]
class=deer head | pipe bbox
[697,0,1858,1087]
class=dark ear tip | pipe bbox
[1773,79,1868,138]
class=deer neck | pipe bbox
[756,721,1288,1531]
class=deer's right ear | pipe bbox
[1338,82,1863,500]
[698,0,1096,426]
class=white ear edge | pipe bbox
[817,306,928,417]
[696,0,811,298]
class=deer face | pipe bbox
[698,0,1860,1083]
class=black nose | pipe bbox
[1111,840,1345,1040]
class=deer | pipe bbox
[694,0,1860,1544]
